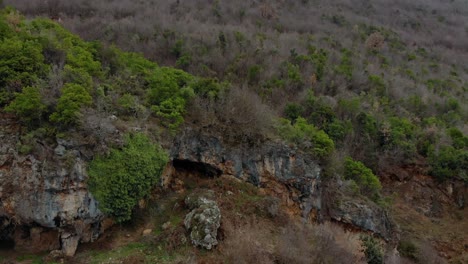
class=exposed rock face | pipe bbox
[171,128,322,217]
[184,190,221,250]
[170,128,397,240]
[0,113,103,256]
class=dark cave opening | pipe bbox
[0,217,14,250]
[0,238,14,249]
[172,159,222,178]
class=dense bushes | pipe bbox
[277,117,334,158]
[5,86,46,127]
[344,157,382,201]
[50,83,92,126]
[88,133,168,222]
[428,146,467,182]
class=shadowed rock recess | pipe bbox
[0,118,396,256]
[170,128,397,240]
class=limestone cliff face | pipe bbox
[169,128,397,240]
[0,114,103,256]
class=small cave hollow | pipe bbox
[0,217,15,250]
[0,238,14,249]
[172,159,222,178]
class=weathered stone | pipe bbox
[142,229,152,236]
[54,145,66,156]
[61,232,79,257]
[162,221,171,230]
[0,113,103,256]
[184,190,221,250]
[170,129,398,240]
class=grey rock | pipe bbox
[170,128,397,240]
[171,128,322,218]
[0,116,103,256]
[54,145,66,156]
[184,190,221,250]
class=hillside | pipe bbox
[0,1,467,263]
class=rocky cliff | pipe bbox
[0,120,398,256]
[0,113,103,256]
[169,128,397,240]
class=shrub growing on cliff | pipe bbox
[277,117,335,158]
[88,133,168,222]
[50,83,92,126]
[344,157,382,201]
[360,235,383,264]
[5,86,46,127]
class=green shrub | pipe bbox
[428,146,467,182]
[151,97,186,132]
[88,133,168,222]
[335,48,353,80]
[344,157,381,200]
[286,62,303,86]
[5,86,46,127]
[360,235,383,264]
[146,67,193,105]
[277,117,335,158]
[0,37,46,88]
[447,127,468,149]
[307,45,328,81]
[50,83,92,126]
[382,117,418,160]
[284,103,304,122]
[398,240,418,260]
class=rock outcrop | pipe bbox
[170,128,397,240]
[0,113,103,256]
[184,190,221,250]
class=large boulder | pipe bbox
[184,190,221,250]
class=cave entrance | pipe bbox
[0,238,14,249]
[172,159,222,178]
[0,217,15,250]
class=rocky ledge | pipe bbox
[169,128,397,240]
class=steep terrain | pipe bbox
[0,1,467,263]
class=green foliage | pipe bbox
[398,240,418,260]
[277,117,335,158]
[5,86,46,127]
[382,117,418,159]
[447,127,468,149]
[191,78,223,99]
[117,51,157,76]
[146,67,193,105]
[428,146,467,182]
[118,93,145,117]
[88,133,169,222]
[335,48,353,80]
[50,83,92,126]
[286,62,302,86]
[325,119,352,142]
[368,74,386,95]
[284,103,304,122]
[360,235,383,264]
[0,37,46,88]
[247,65,262,84]
[307,45,328,81]
[344,157,381,200]
[151,97,186,132]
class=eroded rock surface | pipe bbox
[184,190,221,250]
[0,113,103,256]
[170,128,397,240]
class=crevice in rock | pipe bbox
[173,159,222,178]
[0,217,15,249]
